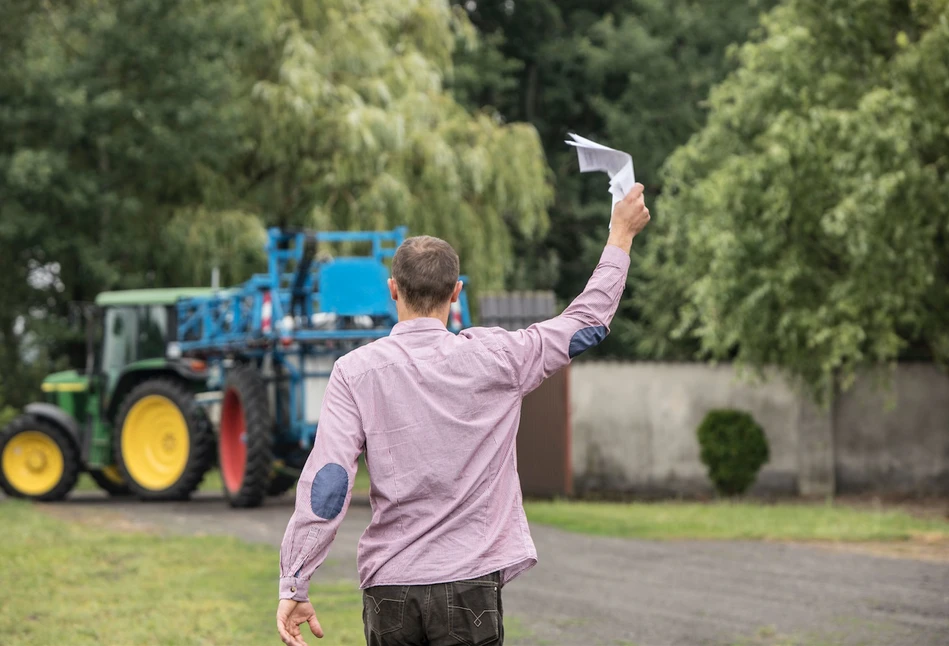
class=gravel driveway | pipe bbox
[40,492,949,646]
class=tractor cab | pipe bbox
[92,289,213,409]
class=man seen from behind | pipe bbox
[276,184,651,646]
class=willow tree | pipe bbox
[235,0,552,291]
[638,0,949,399]
[0,0,551,410]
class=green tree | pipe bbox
[0,0,260,406]
[0,0,552,408]
[244,0,552,291]
[639,0,949,399]
[451,0,775,346]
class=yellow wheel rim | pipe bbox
[121,395,189,491]
[2,431,65,496]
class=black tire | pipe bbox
[0,415,80,501]
[267,472,297,497]
[114,378,215,501]
[87,467,132,497]
[219,366,273,508]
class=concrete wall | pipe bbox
[834,365,949,494]
[569,362,949,496]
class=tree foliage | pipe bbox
[0,0,260,407]
[8,0,935,414]
[0,0,552,408]
[247,0,551,290]
[639,0,949,398]
[451,0,775,309]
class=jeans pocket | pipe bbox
[448,576,501,646]
[364,585,409,636]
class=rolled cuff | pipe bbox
[279,576,310,601]
[600,243,632,270]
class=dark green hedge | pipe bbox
[697,409,770,496]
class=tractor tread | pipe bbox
[0,414,80,501]
[114,378,215,501]
[87,468,132,497]
[267,472,297,497]
[221,366,273,508]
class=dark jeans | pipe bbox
[363,572,504,646]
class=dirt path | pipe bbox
[41,492,949,646]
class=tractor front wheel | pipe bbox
[0,415,80,501]
[115,379,214,501]
[219,366,273,508]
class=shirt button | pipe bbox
[290,586,296,593]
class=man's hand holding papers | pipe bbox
[565,133,638,225]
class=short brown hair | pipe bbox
[391,236,459,314]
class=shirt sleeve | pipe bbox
[484,244,630,396]
[278,362,365,601]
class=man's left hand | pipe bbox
[277,599,324,646]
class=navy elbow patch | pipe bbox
[310,463,349,520]
[569,325,608,358]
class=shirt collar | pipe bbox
[390,317,450,336]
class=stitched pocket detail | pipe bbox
[364,585,409,636]
[448,577,500,646]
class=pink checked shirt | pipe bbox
[279,245,630,600]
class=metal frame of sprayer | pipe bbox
[173,227,472,458]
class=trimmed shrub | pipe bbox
[697,409,770,496]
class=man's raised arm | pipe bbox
[485,183,650,395]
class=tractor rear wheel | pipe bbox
[267,472,297,497]
[87,466,131,496]
[219,366,273,508]
[0,415,80,501]
[115,379,214,501]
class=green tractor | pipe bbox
[0,288,217,502]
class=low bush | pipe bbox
[697,409,769,496]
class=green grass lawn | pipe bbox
[523,499,949,542]
[0,500,364,646]
[5,496,942,646]
[1,499,530,646]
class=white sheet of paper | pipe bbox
[565,142,629,175]
[565,133,636,227]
